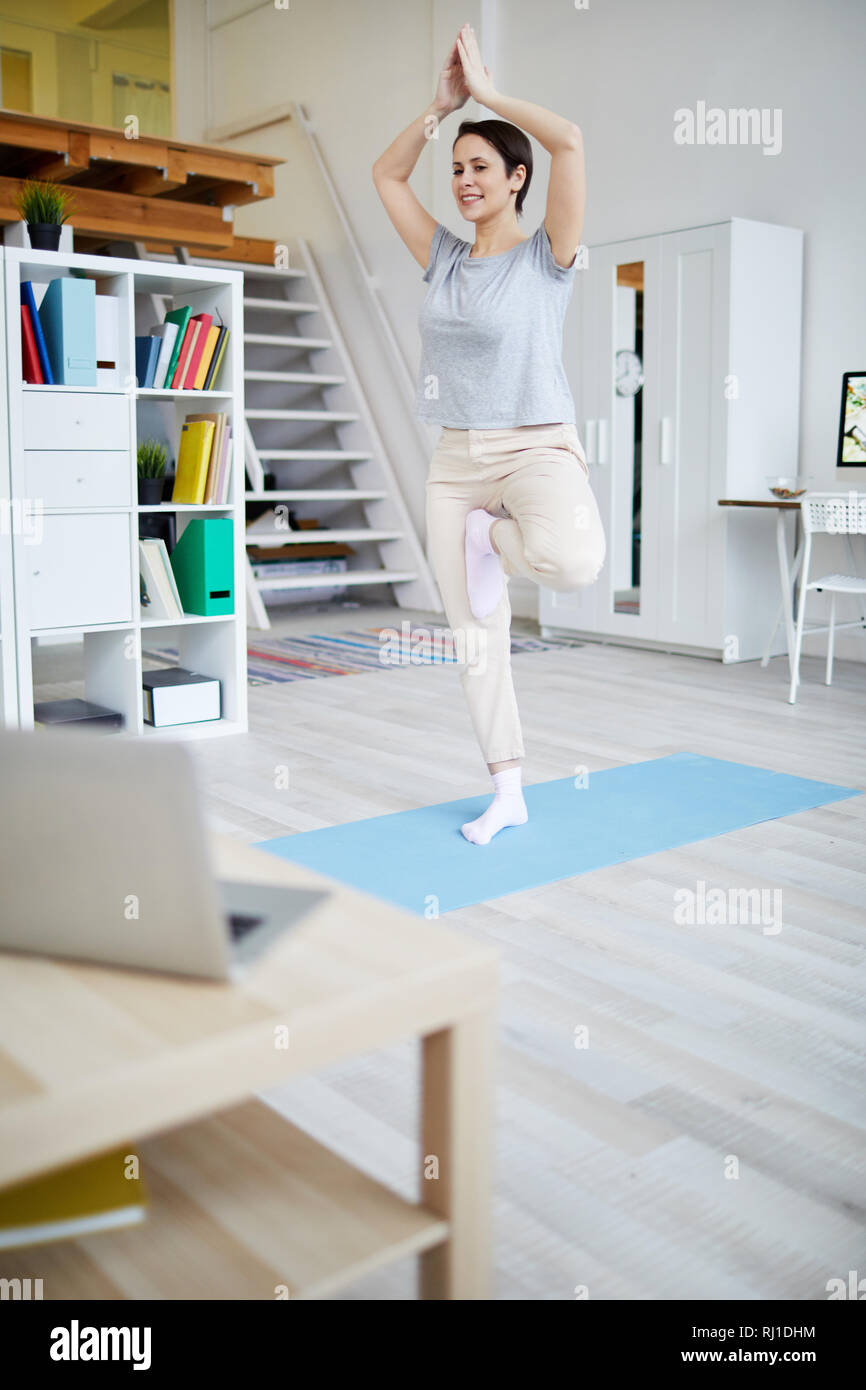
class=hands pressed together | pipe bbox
[434,22,496,116]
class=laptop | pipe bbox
[0,728,330,981]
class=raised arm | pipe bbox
[456,23,585,269]
[372,37,469,269]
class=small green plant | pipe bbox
[14,179,73,226]
[137,439,168,479]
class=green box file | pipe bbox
[169,518,234,616]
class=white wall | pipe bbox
[175,0,866,652]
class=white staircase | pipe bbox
[178,240,438,630]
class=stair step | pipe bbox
[256,449,373,461]
[246,529,403,546]
[243,298,319,313]
[244,371,346,385]
[244,333,331,349]
[252,569,418,591]
[191,259,306,279]
[246,490,387,501]
[247,408,359,422]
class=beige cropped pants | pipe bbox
[424,421,606,765]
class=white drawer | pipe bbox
[22,392,130,452]
[24,451,132,509]
[27,513,132,629]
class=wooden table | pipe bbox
[0,834,498,1300]
[718,498,803,676]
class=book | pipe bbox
[142,667,221,727]
[193,323,220,389]
[204,414,225,503]
[38,277,97,386]
[202,325,229,389]
[0,1147,147,1251]
[182,312,213,388]
[184,412,225,503]
[148,322,178,392]
[215,424,232,503]
[94,295,120,387]
[161,305,192,388]
[171,317,201,389]
[33,697,124,730]
[21,282,53,383]
[171,419,215,504]
[139,539,183,620]
[134,335,161,389]
[20,305,43,384]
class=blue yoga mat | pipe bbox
[254,753,861,916]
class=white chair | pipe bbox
[788,492,866,703]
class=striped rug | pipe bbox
[143,625,584,685]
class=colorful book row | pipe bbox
[135,307,229,391]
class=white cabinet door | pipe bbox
[655,223,729,648]
[26,513,132,629]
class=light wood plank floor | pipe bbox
[34,599,866,1299]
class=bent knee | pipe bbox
[528,541,605,590]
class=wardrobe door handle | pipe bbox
[585,419,597,465]
[597,418,609,465]
[659,416,673,465]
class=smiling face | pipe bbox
[451,134,525,222]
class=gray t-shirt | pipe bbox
[415,220,578,429]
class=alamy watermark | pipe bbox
[674,879,783,935]
[674,101,782,156]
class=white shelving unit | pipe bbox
[0,254,20,730]
[2,246,247,738]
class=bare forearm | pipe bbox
[372,102,451,181]
[481,88,581,153]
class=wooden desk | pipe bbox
[718,498,802,676]
[0,834,498,1300]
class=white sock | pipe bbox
[461,766,528,845]
[465,508,504,619]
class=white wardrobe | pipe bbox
[540,217,804,661]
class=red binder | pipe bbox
[21,305,43,384]
[181,312,213,389]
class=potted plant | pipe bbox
[137,439,168,505]
[13,180,74,252]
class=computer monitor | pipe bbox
[836,371,866,467]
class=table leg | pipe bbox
[762,509,803,679]
[419,1009,495,1300]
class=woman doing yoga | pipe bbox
[372,22,606,845]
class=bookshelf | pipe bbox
[2,246,247,739]
[0,255,20,730]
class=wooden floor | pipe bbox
[36,597,866,1298]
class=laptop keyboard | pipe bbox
[228,912,266,941]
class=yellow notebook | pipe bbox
[193,324,220,390]
[171,419,215,504]
[0,1148,148,1250]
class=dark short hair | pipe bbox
[452,119,532,217]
